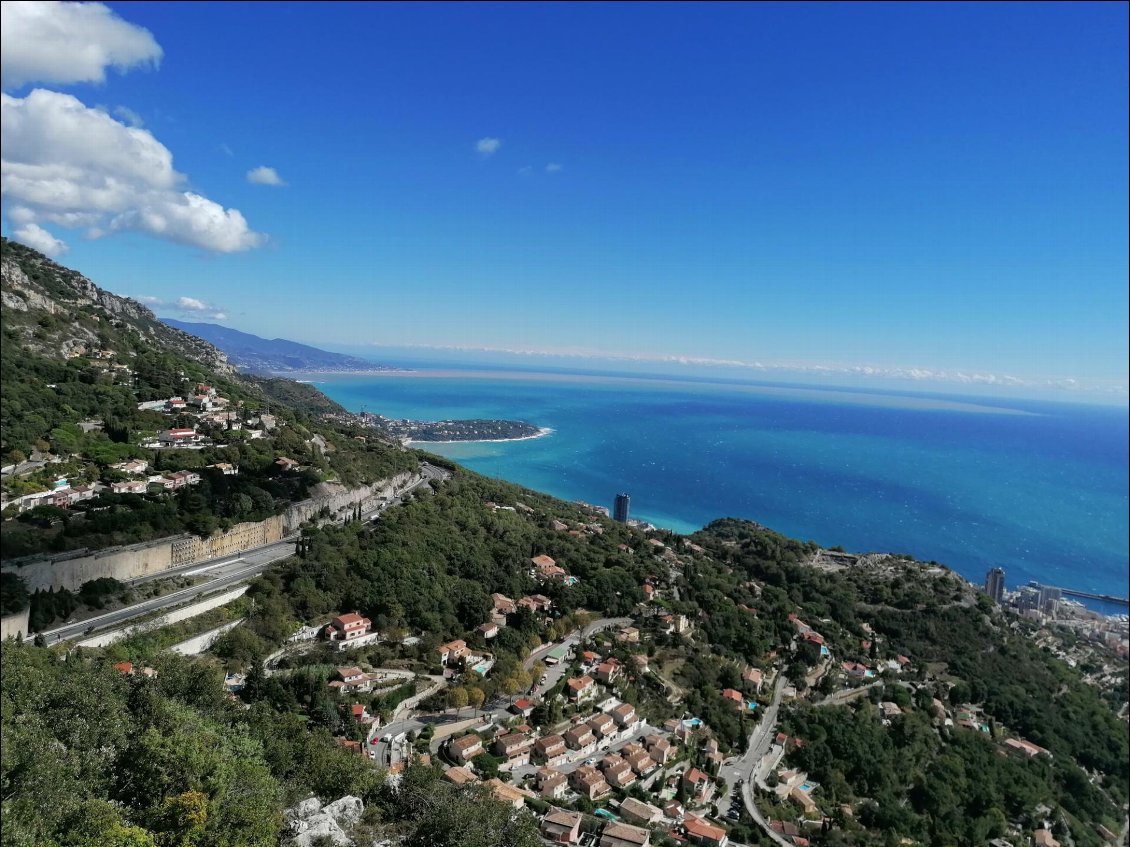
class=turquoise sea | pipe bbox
[311,368,1129,608]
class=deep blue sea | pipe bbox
[311,369,1129,609]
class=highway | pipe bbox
[33,555,288,645]
[28,463,448,646]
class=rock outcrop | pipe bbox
[283,795,365,847]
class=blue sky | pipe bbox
[2,2,1127,401]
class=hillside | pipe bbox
[161,318,390,374]
[0,237,416,567]
[1,239,1126,847]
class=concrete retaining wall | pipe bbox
[169,619,245,656]
[1,607,31,641]
[73,585,250,648]
[3,472,415,592]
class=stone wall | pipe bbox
[2,471,417,592]
[1,607,31,641]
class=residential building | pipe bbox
[683,814,729,847]
[536,767,569,800]
[617,626,641,643]
[570,765,611,800]
[485,777,532,809]
[1003,738,1052,759]
[683,768,713,803]
[601,754,636,788]
[587,712,616,738]
[742,667,764,693]
[541,808,583,844]
[563,724,596,751]
[492,593,516,616]
[534,734,569,765]
[157,428,198,445]
[111,480,148,495]
[442,766,479,786]
[324,612,372,642]
[643,734,673,764]
[446,734,484,763]
[566,675,596,701]
[618,797,662,826]
[436,639,470,666]
[518,594,553,613]
[492,732,533,769]
[476,622,499,640]
[623,748,656,776]
[611,702,637,728]
[594,661,621,684]
[721,688,744,707]
[600,822,651,847]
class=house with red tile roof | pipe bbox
[534,734,569,765]
[324,612,372,642]
[600,754,637,788]
[684,814,729,847]
[563,724,596,752]
[541,807,583,844]
[565,675,596,701]
[611,701,637,728]
[594,661,621,684]
[618,797,663,826]
[536,767,569,800]
[643,733,673,764]
[446,733,484,763]
[683,767,713,803]
[570,765,611,800]
[599,821,651,847]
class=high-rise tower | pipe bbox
[613,493,631,523]
[984,567,1005,603]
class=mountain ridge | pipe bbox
[160,319,392,374]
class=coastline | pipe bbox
[406,426,554,446]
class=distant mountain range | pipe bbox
[160,319,390,374]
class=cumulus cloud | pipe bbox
[12,222,68,256]
[545,163,563,173]
[1,1,162,90]
[246,165,286,186]
[476,137,502,156]
[1,89,265,253]
[139,294,227,321]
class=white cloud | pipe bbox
[246,165,286,186]
[112,104,144,127]
[476,137,502,156]
[12,222,68,256]
[139,294,227,321]
[545,163,563,173]
[1,1,162,90]
[1,89,265,253]
[517,165,534,177]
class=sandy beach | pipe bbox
[405,426,554,446]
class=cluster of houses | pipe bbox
[137,385,281,445]
[442,708,730,847]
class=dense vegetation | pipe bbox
[0,641,539,847]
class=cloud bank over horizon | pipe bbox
[0,1,264,256]
[350,341,1128,400]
